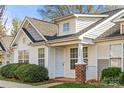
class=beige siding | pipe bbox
[48,47,56,79]
[97,40,124,59]
[97,43,110,59]
[84,21,115,39]
[57,18,76,36]
[88,45,97,66]
[57,17,101,36]
[64,44,78,78]
[13,31,53,78]
[86,45,97,80]
[76,17,101,32]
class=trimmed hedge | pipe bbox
[101,67,121,80]
[15,64,48,82]
[0,63,48,83]
[119,72,124,84]
[0,63,25,78]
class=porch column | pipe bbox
[75,43,87,83]
[121,43,124,72]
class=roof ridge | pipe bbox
[26,16,56,25]
[101,8,124,14]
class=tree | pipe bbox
[37,5,113,21]
[0,5,6,38]
[0,5,5,65]
[11,17,21,37]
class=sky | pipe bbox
[4,5,43,34]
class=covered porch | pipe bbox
[48,40,93,82]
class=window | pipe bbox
[70,48,78,69]
[110,58,121,67]
[83,47,88,63]
[121,25,124,34]
[110,44,121,67]
[63,23,69,32]
[110,44,121,58]
[70,47,88,69]
[18,50,29,63]
[38,48,45,67]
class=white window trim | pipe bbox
[70,48,78,69]
[18,50,29,63]
[70,47,88,69]
[110,43,122,68]
[83,47,88,63]
[63,23,70,32]
[38,48,45,67]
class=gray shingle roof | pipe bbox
[47,8,124,41]
[0,42,5,51]
[22,28,44,43]
[0,36,14,51]
[25,8,124,43]
[27,17,58,37]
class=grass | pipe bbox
[50,83,103,88]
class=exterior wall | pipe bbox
[86,45,97,80]
[2,52,11,65]
[62,44,97,79]
[57,18,76,36]
[76,17,101,32]
[48,47,56,79]
[86,39,124,80]
[57,17,101,36]
[97,59,109,77]
[12,31,55,78]
[13,32,31,63]
[64,44,78,78]
[95,39,124,78]
[83,21,115,39]
[96,40,124,59]
[97,43,110,59]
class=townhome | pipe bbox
[8,8,124,82]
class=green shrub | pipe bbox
[0,63,26,78]
[15,64,48,82]
[119,72,124,84]
[0,67,2,75]
[101,67,121,80]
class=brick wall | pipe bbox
[75,64,87,83]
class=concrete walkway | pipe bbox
[0,80,62,88]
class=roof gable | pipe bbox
[0,36,14,51]
[79,8,124,40]
[11,17,47,47]
[27,17,58,37]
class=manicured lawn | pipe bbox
[50,83,102,88]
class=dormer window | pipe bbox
[63,23,69,32]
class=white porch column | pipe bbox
[77,43,85,64]
[75,43,87,82]
[121,43,124,72]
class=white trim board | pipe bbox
[79,9,124,40]
[10,17,48,47]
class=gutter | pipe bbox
[94,36,124,43]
